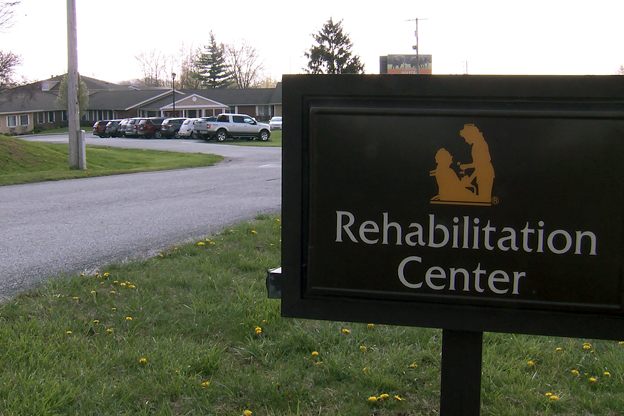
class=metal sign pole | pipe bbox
[440,330,483,415]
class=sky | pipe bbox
[2,0,624,85]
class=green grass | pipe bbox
[0,135,224,186]
[1,214,623,415]
[209,130,282,147]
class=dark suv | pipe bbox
[160,117,187,139]
[137,117,165,138]
[104,119,123,137]
[92,120,110,137]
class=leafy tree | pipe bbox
[304,18,364,74]
[0,1,21,90]
[195,32,232,89]
[55,74,89,118]
[225,40,265,89]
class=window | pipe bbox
[37,112,45,124]
[47,111,55,123]
[6,115,16,127]
[62,111,67,121]
[19,114,29,125]
[233,116,245,123]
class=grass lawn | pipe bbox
[0,135,223,186]
[1,214,623,415]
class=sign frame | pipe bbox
[281,74,624,341]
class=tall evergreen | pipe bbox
[304,18,364,74]
[195,32,232,88]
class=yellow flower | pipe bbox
[604,371,611,377]
[394,395,403,401]
[93,320,99,324]
[556,347,562,351]
[66,331,72,335]
[198,242,205,246]
[589,377,597,383]
[359,345,367,351]
[111,307,116,311]
[110,291,115,294]
[315,361,323,366]
[106,328,113,333]
[201,381,210,387]
[527,361,534,366]
[126,316,132,321]
[90,290,96,294]
[409,363,418,368]
[139,358,147,364]
[342,328,350,334]
[367,323,374,328]
[379,394,389,400]
[251,230,258,234]
[72,297,79,300]
[583,343,592,350]
[368,396,378,402]
[210,241,216,245]
[619,341,624,345]
[550,395,559,400]
[120,283,126,286]
[311,351,319,356]
[363,367,370,372]
[80,273,85,277]
[113,281,118,284]
[103,273,110,277]
[571,369,580,375]
[545,392,552,397]
[254,326,262,334]
[243,410,252,416]
[129,285,136,289]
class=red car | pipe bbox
[136,117,165,138]
[92,120,110,137]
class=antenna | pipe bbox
[406,18,428,74]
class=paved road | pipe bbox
[0,134,281,301]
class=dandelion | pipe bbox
[139,358,147,364]
[126,316,133,321]
[120,283,126,286]
[113,280,118,284]
[111,307,116,311]
[66,331,72,335]
[571,370,580,375]
[619,341,624,345]
[527,361,535,366]
[583,343,592,350]
[556,347,562,351]
[394,395,403,401]
[90,290,96,294]
[210,241,216,245]
[379,394,389,400]
[311,351,319,356]
[545,392,552,397]
[589,377,597,383]
[368,323,374,328]
[368,396,378,402]
[129,285,136,289]
[342,328,350,334]
[251,230,258,234]
[80,273,85,277]
[201,381,210,387]
[363,367,370,372]
[106,328,113,334]
[409,363,418,368]
[243,411,252,416]
[110,291,115,294]
[198,242,205,246]
[254,326,262,334]
[104,273,110,277]
[315,361,323,366]
[359,345,367,352]
[72,297,79,300]
[550,395,559,401]
[93,320,99,324]
[604,371,611,377]
[206,238,210,242]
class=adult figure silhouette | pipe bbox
[458,124,495,203]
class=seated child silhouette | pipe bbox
[430,148,479,203]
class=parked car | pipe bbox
[137,117,165,138]
[92,120,110,137]
[116,118,130,137]
[202,113,271,141]
[104,119,123,137]
[122,117,144,137]
[160,117,187,139]
[269,116,282,130]
[177,118,203,138]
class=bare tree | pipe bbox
[617,65,624,75]
[225,41,265,89]
[0,1,20,31]
[176,43,202,90]
[134,50,170,87]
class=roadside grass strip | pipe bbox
[0,214,624,414]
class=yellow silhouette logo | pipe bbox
[430,124,495,206]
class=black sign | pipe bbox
[281,75,624,340]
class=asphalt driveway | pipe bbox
[0,134,281,301]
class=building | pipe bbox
[0,75,282,135]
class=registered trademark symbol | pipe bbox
[491,196,500,205]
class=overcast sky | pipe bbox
[2,0,623,84]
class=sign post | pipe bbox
[281,74,624,413]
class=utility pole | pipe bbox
[406,17,427,74]
[66,0,85,169]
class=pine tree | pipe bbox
[304,18,364,74]
[195,31,232,88]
